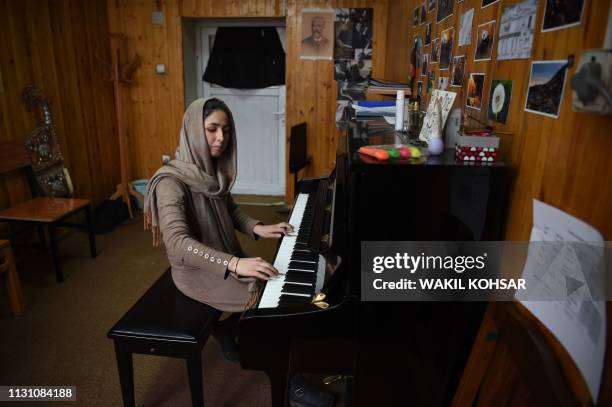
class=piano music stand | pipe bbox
[289,122,311,197]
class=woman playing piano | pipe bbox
[143,98,293,362]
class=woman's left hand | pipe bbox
[253,222,294,239]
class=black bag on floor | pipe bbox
[91,199,129,234]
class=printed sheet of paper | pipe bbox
[497,0,537,60]
[418,89,456,142]
[516,199,606,400]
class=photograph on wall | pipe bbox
[438,76,449,90]
[351,8,373,49]
[412,35,423,69]
[421,2,427,24]
[414,7,420,26]
[418,81,423,97]
[334,9,353,59]
[337,80,367,101]
[497,0,537,60]
[525,60,568,118]
[482,0,500,8]
[542,0,585,32]
[437,0,454,23]
[422,54,429,76]
[428,71,435,92]
[301,9,335,60]
[488,79,512,123]
[425,23,432,45]
[459,8,474,46]
[451,55,466,87]
[572,50,612,115]
[430,38,440,63]
[474,20,496,61]
[467,73,486,110]
[439,27,454,70]
[428,0,436,13]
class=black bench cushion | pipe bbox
[108,269,221,343]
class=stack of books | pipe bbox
[367,78,412,96]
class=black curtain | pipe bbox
[203,27,285,89]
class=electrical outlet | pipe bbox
[152,11,164,25]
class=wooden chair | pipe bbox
[0,239,24,316]
[0,141,96,282]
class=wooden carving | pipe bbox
[22,86,70,197]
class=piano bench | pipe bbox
[108,269,221,407]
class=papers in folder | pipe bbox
[352,102,397,118]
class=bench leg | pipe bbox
[85,205,97,258]
[186,352,204,407]
[48,224,63,283]
[114,342,135,407]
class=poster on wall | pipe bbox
[440,27,454,70]
[301,9,335,60]
[542,0,585,32]
[426,23,432,45]
[437,0,454,23]
[334,8,373,103]
[438,76,449,90]
[474,20,496,61]
[419,89,457,142]
[488,80,513,124]
[467,73,486,110]
[421,2,427,24]
[451,55,466,87]
[458,8,474,46]
[498,0,537,60]
[428,0,436,13]
[422,54,429,76]
[412,36,423,69]
[525,60,568,118]
[413,7,420,27]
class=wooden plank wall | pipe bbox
[0,0,118,209]
[385,0,612,241]
[105,0,389,204]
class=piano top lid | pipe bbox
[345,119,508,170]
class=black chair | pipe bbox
[108,269,221,407]
[289,122,311,197]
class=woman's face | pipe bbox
[204,109,230,158]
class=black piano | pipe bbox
[238,117,511,406]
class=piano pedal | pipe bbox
[312,292,329,309]
[323,375,345,385]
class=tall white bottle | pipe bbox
[395,90,405,132]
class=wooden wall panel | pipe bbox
[106,0,388,204]
[0,0,118,211]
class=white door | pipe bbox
[198,26,286,196]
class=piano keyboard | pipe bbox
[258,193,326,308]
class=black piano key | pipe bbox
[278,293,312,304]
[281,283,314,295]
[285,274,315,284]
[288,261,317,270]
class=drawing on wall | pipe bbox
[438,76,449,90]
[459,8,474,46]
[488,80,512,123]
[482,0,500,8]
[498,0,537,60]
[419,90,457,142]
[451,55,466,87]
[542,0,585,32]
[467,73,486,110]
[437,0,454,23]
[301,9,335,60]
[422,54,429,76]
[440,27,454,70]
[474,20,496,61]
[426,23,432,45]
[525,60,568,118]
[431,38,440,63]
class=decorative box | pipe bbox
[455,132,500,163]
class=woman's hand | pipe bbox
[230,257,279,281]
[253,222,294,239]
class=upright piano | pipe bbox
[238,116,511,406]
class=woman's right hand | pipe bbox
[233,257,279,281]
